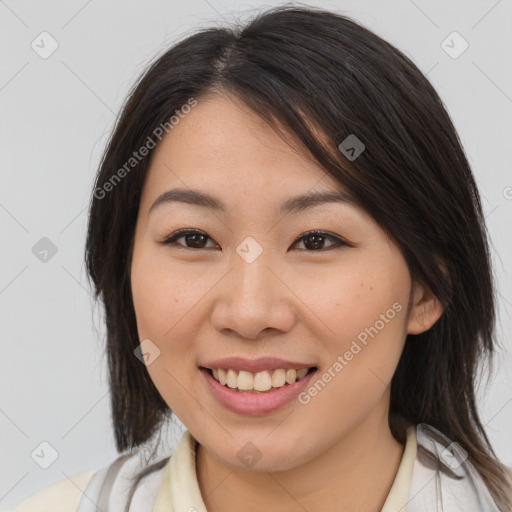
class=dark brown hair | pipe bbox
[84,4,512,509]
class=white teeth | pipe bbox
[237,370,254,390]
[296,368,308,379]
[218,368,227,385]
[285,369,296,384]
[271,369,286,387]
[209,367,313,392]
[253,371,272,391]
[226,369,238,389]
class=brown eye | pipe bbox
[292,231,345,251]
[161,229,219,249]
[160,229,351,252]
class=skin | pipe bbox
[130,92,444,512]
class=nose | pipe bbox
[210,245,295,340]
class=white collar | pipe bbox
[78,423,502,511]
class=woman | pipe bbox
[12,4,512,511]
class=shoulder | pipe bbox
[10,447,175,512]
[11,470,95,512]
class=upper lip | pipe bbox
[200,357,317,373]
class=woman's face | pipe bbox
[130,93,439,471]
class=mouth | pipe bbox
[199,364,319,415]
[200,366,318,394]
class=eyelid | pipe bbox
[160,228,356,250]
[301,230,355,246]
[160,228,218,248]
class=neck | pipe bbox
[196,407,405,512]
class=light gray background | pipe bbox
[1,0,511,509]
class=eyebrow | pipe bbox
[148,187,358,216]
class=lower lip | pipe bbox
[199,367,317,415]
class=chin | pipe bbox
[220,436,312,473]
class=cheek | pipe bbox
[299,296,407,441]
[293,258,408,345]
[130,247,222,391]
[131,247,211,340]
[130,252,207,415]
[299,255,409,400]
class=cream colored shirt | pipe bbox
[12,425,417,512]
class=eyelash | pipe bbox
[159,228,352,252]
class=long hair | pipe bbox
[84,4,512,509]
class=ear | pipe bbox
[407,280,444,335]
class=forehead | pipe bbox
[142,93,346,204]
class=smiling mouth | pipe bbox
[201,366,317,393]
